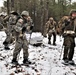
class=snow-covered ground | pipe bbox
[0,31,76,75]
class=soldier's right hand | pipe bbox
[43,35,47,37]
[62,33,67,37]
[19,34,23,38]
[30,26,33,30]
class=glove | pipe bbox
[22,27,26,33]
[27,26,30,31]
[62,33,67,37]
[19,34,23,38]
[43,34,47,37]
[44,35,47,37]
[30,26,33,30]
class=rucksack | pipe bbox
[9,14,21,25]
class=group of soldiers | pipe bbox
[0,10,33,64]
[43,9,76,65]
[0,9,76,65]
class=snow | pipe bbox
[0,31,76,75]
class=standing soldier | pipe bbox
[62,9,76,65]
[12,11,31,64]
[3,11,20,50]
[57,16,70,36]
[44,17,57,45]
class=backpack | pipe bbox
[9,14,21,25]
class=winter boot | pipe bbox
[48,41,51,44]
[4,46,10,50]
[68,60,75,65]
[53,42,56,45]
[23,59,31,64]
[48,36,51,44]
[12,58,18,65]
[62,59,69,65]
[3,41,8,45]
[3,41,10,50]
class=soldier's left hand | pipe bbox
[19,34,23,38]
[30,26,33,30]
[43,34,47,37]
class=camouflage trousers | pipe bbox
[3,25,16,46]
[63,36,75,60]
[48,30,56,44]
[3,30,15,48]
[13,37,29,60]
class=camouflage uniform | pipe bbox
[0,14,4,29]
[62,9,76,64]
[57,16,70,36]
[44,17,57,45]
[12,11,31,64]
[3,11,20,50]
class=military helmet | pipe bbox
[10,11,19,15]
[21,11,29,16]
[49,17,54,21]
[69,9,76,16]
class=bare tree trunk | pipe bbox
[40,0,44,33]
[7,0,10,14]
[33,0,36,27]
[10,0,14,11]
[45,0,49,21]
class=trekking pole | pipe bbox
[59,45,64,60]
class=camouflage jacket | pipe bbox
[62,18,76,37]
[14,18,32,39]
[45,20,56,34]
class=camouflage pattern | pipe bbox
[13,17,29,60]
[3,13,19,49]
[61,15,76,61]
[69,9,76,16]
[21,11,29,16]
[57,16,70,36]
[44,17,57,45]
[0,15,5,29]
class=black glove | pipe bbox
[62,33,67,37]
[22,27,26,33]
[30,26,33,30]
[44,35,47,37]
[70,33,76,37]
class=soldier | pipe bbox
[44,17,57,45]
[57,16,70,36]
[3,11,20,50]
[62,9,76,65]
[12,11,31,64]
